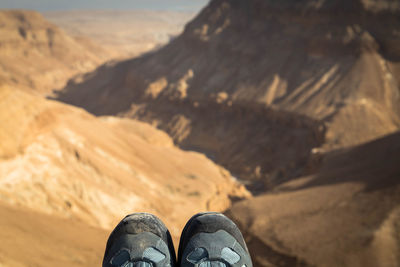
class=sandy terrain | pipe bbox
[228,132,400,267]
[0,202,107,267]
[0,1,399,266]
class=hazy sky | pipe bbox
[0,0,209,11]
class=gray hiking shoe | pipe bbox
[103,213,176,267]
[178,212,253,267]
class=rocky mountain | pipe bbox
[228,131,400,267]
[0,10,112,95]
[53,1,400,265]
[1,1,399,266]
[0,85,249,239]
[56,0,400,188]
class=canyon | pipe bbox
[1,0,400,266]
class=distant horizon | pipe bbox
[37,9,200,14]
[0,0,209,12]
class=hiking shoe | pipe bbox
[178,212,253,267]
[103,213,176,267]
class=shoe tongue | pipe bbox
[198,261,227,267]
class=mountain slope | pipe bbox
[56,0,400,148]
[55,0,400,188]
[227,131,400,267]
[0,10,111,95]
[0,85,249,239]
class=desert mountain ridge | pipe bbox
[0,10,253,266]
[0,2,399,267]
[55,0,400,188]
[0,10,113,95]
[0,84,250,240]
[52,1,400,265]
[43,10,197,59]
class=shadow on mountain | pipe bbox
[291,131,400,193]
[227,132,400,267]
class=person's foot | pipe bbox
[103,213,176,267]
[178,212,253,267]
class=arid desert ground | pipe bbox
[0,1,400,266]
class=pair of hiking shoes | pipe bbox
[103,212,253,267]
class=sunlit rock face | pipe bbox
[0,86,249,236]
[56,0,399,188]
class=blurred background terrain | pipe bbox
[44,10,197,59]
[0,0,399,266]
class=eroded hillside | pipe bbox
[0,86,249,239]
[228,132,400,267]
[55,0,400,188]
[122,99,325,191]
[0,9,255,266]
[0,10,112,95]
[1,2,399,266]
